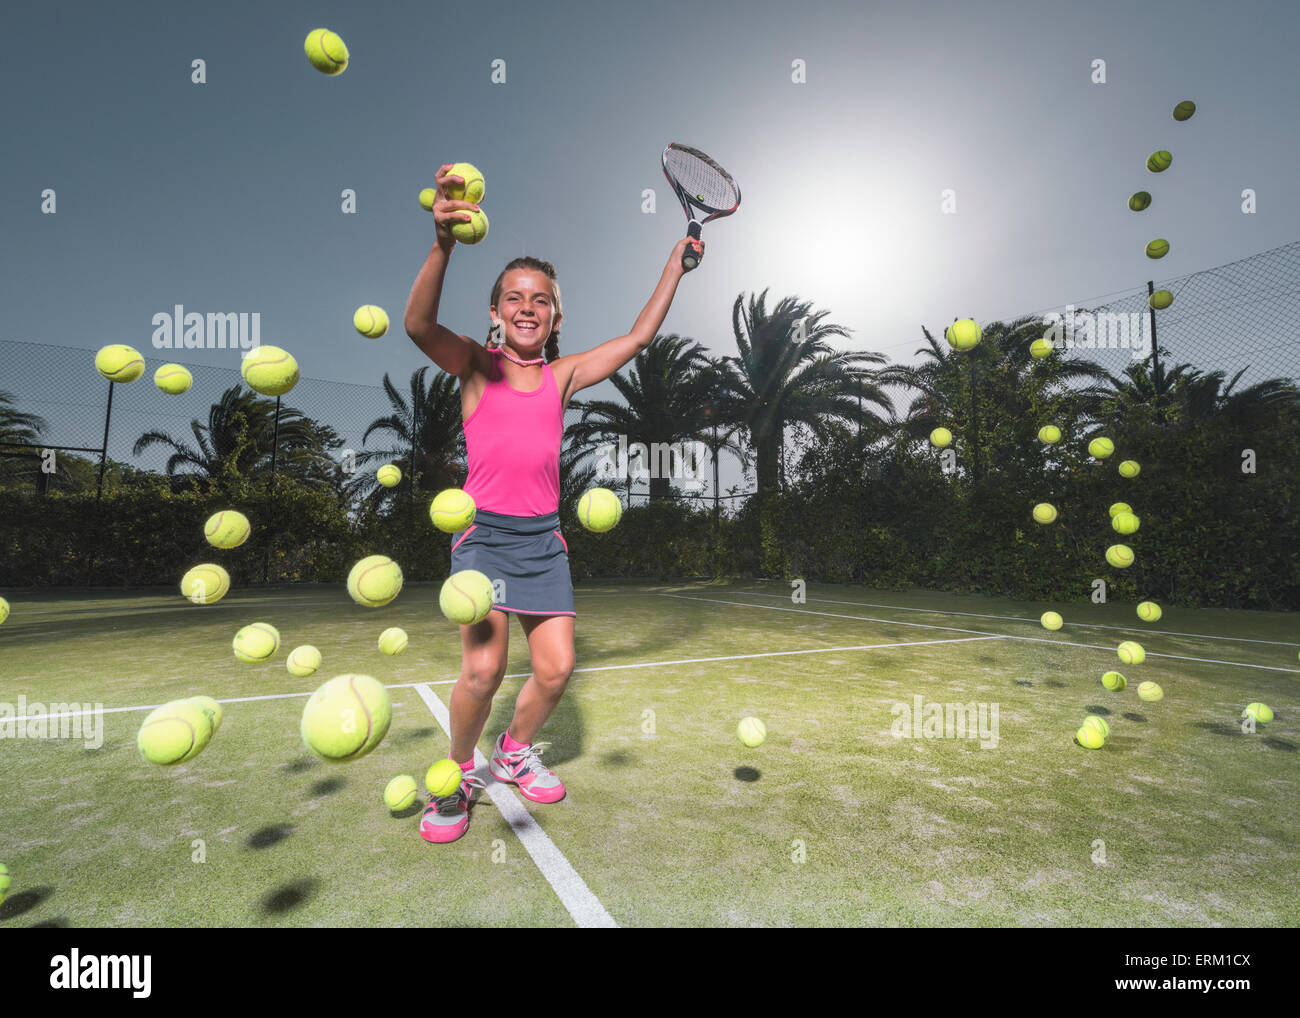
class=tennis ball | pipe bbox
[1102,670,1127,691]
[1118,641,1146,666]
[1030,337,1054,359]
[426,758,463,798]
[240,345,300,397]
[1075,725,1104,749]
[287,644,322,678]
[304,28,348,75]
[947,319,981,351]
[1244,702,1274,724]
[0,597,9,625]
[347,555,404,607]
[1083,715,1110,739]
[385,775,419,811]
[1038,425,1061,444]
[1173,100,1196,122]
[1128,191,1152,212]
[378,627,408,656]
[1033,503,1058,525]
[0,863,9,904]
[204,509,251,549]
[180,563,230,605]
[95,344,145,383]
[233,622,280,663]
[1149,289,1174,310]
[429,488,477,533]
[1137,680,1163,702]
[154,364,193,394]
[1136,601,1162,622]
[737,716,767,747]
[418,188,436,211]
[445,163,486,204]
[450,208,489,244]
[929,427,952,448]
[1105,544,1135,569]
[1147,150,1172,173]
[376,464,402,488]
[1109,502,1132,517]
[439,569,495,625]
[300,674,392,763]
[189,695,223,735]
[1118,460,1141,478]
[1145,239,1170,259]
[1040,611,1063,631]
[138,699,213,765]
[1112,511,1140,535]
[353,305,389,338]
[577,487,623,533]
[1088,437,1115,459]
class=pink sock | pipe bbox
[502,730,528,752]
[459,758,474,773]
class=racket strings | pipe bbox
[665,147,738,211]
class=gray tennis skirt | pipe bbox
[449,509,575,617]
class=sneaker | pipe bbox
[419,773,486,844]
[488,735,566,803]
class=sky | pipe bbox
[2,0,1297,492]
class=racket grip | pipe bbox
[681,221,703,271]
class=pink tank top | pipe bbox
[461,351,562,516]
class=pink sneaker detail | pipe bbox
[488,734,566,804]
[419,774,486,844]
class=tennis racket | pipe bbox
[661,143,741,272]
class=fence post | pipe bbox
[96,379,115,500]
[1146,280,1163,423]
[262,395,282,585]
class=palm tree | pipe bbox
[0,390,47,488]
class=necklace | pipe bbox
[492,345,544,367]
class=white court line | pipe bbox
[730,588,1300,648]
[413,683,618,930]
[662,592,1300,675]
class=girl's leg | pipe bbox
[506,613,576,744]
[448,608,511,763]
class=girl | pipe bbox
[403,163,703,844]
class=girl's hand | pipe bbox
[671,234,705,274]
[431,163,481,247]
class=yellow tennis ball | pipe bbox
[429,488,477,533]
[347,555,404,607]
[1243,702,1274,724]
[1075,725,1104,749]
[1147,150,1172,173]
[445,163,486,203]
[1128,191,1152,212]
[1118,641,1146,666]
[1040,611,1063,631]
[418,188,436,211]
[180,563,230,605]
[189,695,223,735]
[378,627,408,656]
[1118,460,1141,478]
[95,344,145,383]
[1173,100,1196,122]
[233,622,280,663]
[946,319,981,351]
[737,716,767,747]
[1149,289,1173,310]
[450,208,489,244]
[439,569,495,625]
[1101,670,1127,691]
[376,464,402,488]
[287,645,322,678]
[1112,511,1140,535]
[0,597,9,625]
[1083,715,1110,739]
[240,345,300,397]
[1038,425,1061,444]
[300,674,392,763]
[154,364,193,394]
[384,775,419,811]
[1033,503,1058,525]
[929,427,952,448]
[0,863,10,904]
[578,488,623,533]
[204,509,251,549]
[1109,502,1132,518]
[1136,601,1162,622]
[1106,544,1135,569]
[304,28,348,75]
[1030,337,1054,359]
[1145,238,1170,259]
[426,758,463,798]
[353,305,389,338]
[1137,680,1163,702]
[1088,437,1115,459]
[138,699,213,765]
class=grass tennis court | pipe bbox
[1,580,1297,927]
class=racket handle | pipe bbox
[681,221,703,271]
